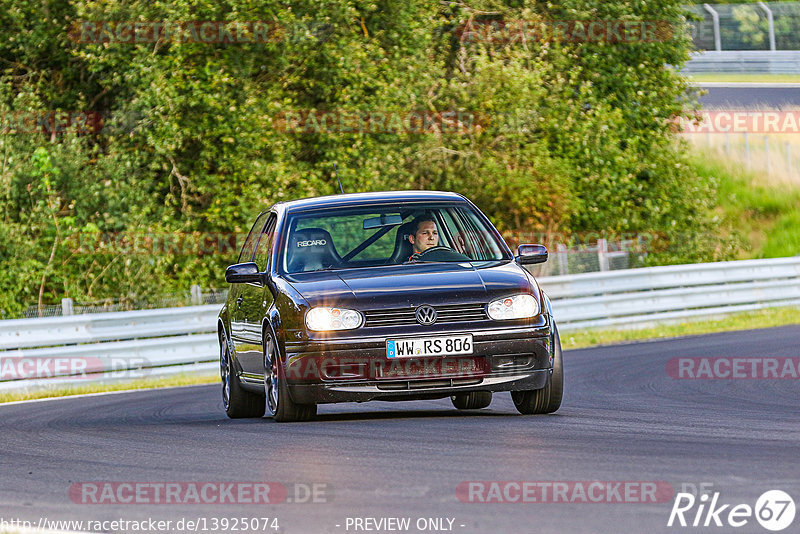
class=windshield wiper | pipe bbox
[308,266,340,272]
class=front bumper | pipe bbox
[283,323,554,404]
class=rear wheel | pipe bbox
[263,329,316,423]
[220,333,265,419]
[451,391,492,410]
[511,325,563,415]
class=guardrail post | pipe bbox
[61,298,74,316]
[190,285,202,305]
[745,132,751,168]
[758,2,777,52]
[787,141,792,176]
[556,243,568,275]
[597,238,610,272]
[703,4,722,51]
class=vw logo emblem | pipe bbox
[415,305,437,325]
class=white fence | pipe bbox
[1,257,798,391]
[0,305,220,350]
[684,51,800,74]
[686,2,800,53]
[544,256,800,330]
[0,306,220,391]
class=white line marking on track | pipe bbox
[0,382,215,407]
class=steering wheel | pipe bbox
[412,246,471,262]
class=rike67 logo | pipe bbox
[668,490,795,531]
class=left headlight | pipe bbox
[305,307,363,331]
[487,294,539,320]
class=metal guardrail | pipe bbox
[1,257,798,391]
[0,305,220,350]
[0,306,220,391]
[684,50,800,74]
[541,256,800,330]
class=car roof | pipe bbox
[274,190,467,213]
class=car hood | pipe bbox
[284,261,535,309]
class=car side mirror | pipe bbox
[225,262,263,284]
[516,244,548,265]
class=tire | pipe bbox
[220,333,265,419]
[511,325,564,415]
[263,329,316,423]
[451,391,493,410]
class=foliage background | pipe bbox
[0,0,729,316]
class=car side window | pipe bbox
[454,207,502,260]
[253,216,277,272]
[237,212,270,263]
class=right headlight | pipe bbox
[487,294,539,320]
[305,307,363,331]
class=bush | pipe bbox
[0,0,723,313]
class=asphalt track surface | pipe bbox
[1,325,799,534]
[698,85,800,108]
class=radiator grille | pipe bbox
[363,303,487,327]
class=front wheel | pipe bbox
[220,333,265,419]
[264,330,316,423]
[511,325,563,414]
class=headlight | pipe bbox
[487,294,539,320]
[305,307,363,331]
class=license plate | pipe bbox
[386,334,473,358]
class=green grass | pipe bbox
[561,306,800,350]
[687,73,800,83]
[689,150,800,259]
[761,210,800,258]
[0,372,218,404]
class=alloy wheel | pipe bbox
[264,332,279,416]
[220,336,231,410]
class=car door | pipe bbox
[229,212,270,371]
[232,214,277,376]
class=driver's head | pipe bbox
[408,215,439,254]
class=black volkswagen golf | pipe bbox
[218,191,563,421]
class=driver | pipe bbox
[407,215,440,261]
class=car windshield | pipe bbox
[281,203,510,273]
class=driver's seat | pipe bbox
[387,221,415,264]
